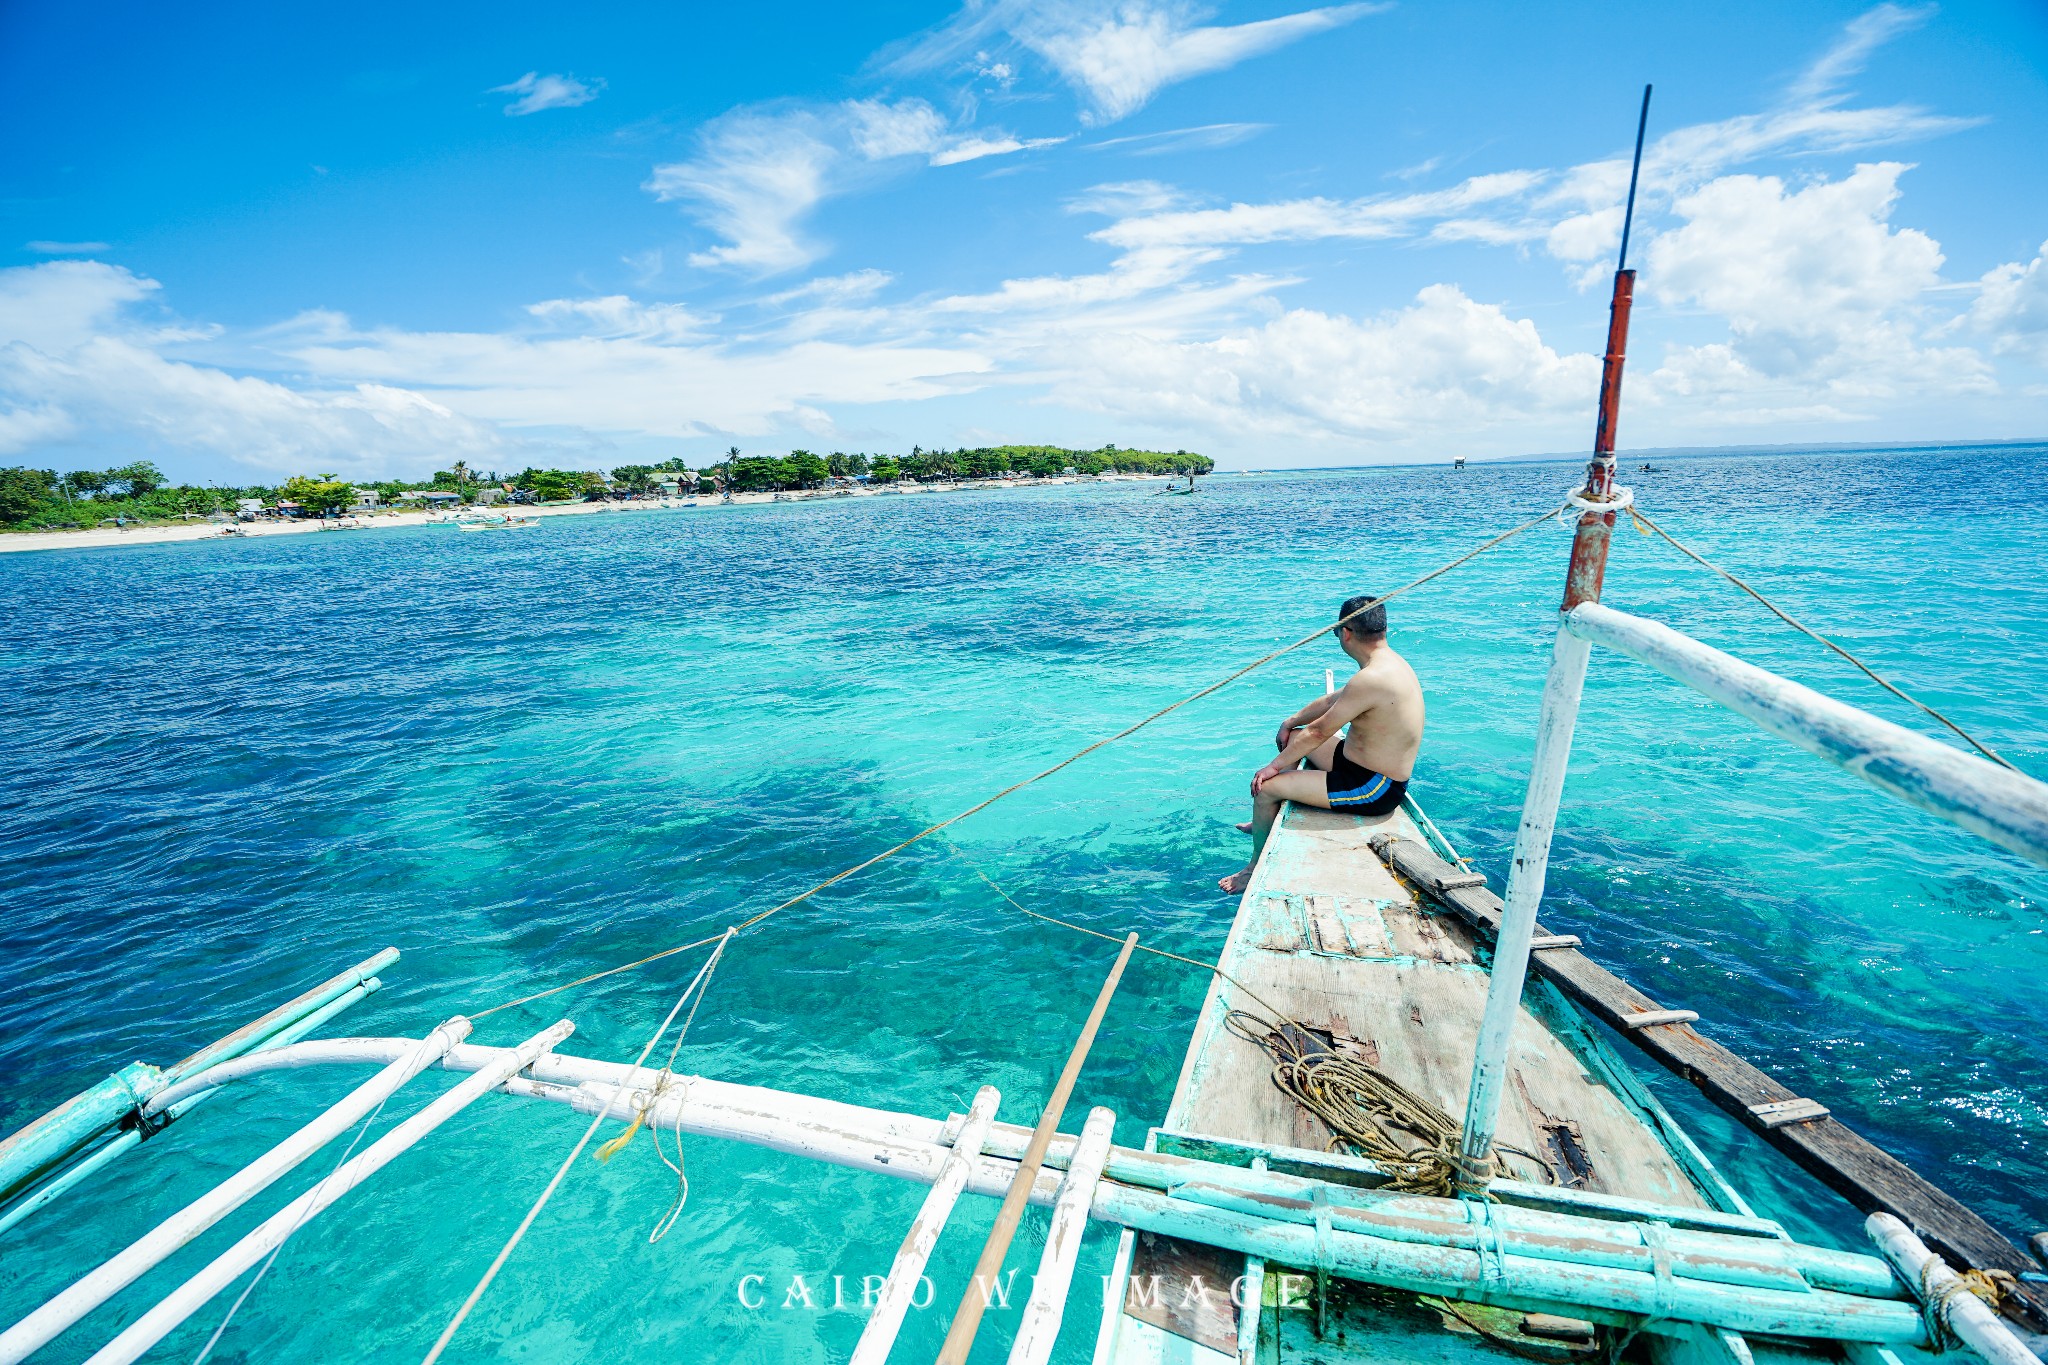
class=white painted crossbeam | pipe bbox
[0,1017,469,1365]
[850,1085,1001,1365]
[1008,1107,1117,1365]
[79,1019,574,1365]
[1565,602,2048,868]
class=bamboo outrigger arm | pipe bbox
[0,947,398,1238]
[12,1035,2040,1363]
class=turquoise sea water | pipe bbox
[2,446,2045,1362]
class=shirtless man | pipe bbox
[1217,595,1425,894]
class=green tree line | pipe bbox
[1,444,1212,528]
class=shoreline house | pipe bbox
[353,488,380,508]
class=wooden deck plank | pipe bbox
[1163,803,1707,1206]
[1113,801,1739,1363]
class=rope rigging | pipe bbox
[1626,505,2017,771]
[468,502,1565,1023]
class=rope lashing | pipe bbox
[1222,1010,1551,1197]
[1918,1262,2021,1352]
[467,504,1564,1022]
[1626,506,2017,771]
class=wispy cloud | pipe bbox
[932,132,1068,165]
[648,107,844,274]
[649,99,1064,273]
[24,240,111,255]
[762,269,896,307]
[1065,180,1193,215]
[1022,2,1381,123]
[490,71,605,116]
[1787,2,1931,107]
[886,1,1382,124]
[1092,171,1545,252]
[1085,122,1268,154]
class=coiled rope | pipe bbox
[1626,506,2017,771]
[1223,1009,1548,1197]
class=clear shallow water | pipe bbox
[1,446,2045,1362]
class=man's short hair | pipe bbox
[1337,595,1387,638]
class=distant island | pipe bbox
[0,444,1214,532]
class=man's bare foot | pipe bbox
[1217,867,1255,894]
[1234,821,1252,833]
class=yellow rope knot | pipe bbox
[593,1097,652,1164]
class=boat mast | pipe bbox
[1454,85,1652,1195]
[1564,84,1651,611]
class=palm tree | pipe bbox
[452,460,469,486]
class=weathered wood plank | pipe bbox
[1371,833,2047,1303]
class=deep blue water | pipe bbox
[1,445,2044,1361]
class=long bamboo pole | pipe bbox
[852,1086,1002,1365]
[934,932,1137,1365]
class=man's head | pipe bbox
[1335,595,1387,644]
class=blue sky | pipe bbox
[2,0,2045,480]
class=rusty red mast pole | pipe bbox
[1562,83,1653,612]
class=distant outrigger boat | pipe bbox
[455,513,539,532]
[4,86,2046,1365]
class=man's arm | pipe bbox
[1274,693,1337,750]
[1257,675,1380,787]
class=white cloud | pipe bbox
[1050,284,1596,438]
[24,240,112,255]
[648,99,1057,274]
[930,132,1067,166]
[845,98,949,160]
[1016,1,1381,124]
[0,259,159,352]
[525,295,707,342]
[0,263,505,474]
[1639,162,1992,419]
[1648,163,1940,357]
[1972,241,2048,365]
[1065,179,1192,216]
[490,71,605,116]
[1094,171,1544,252]
[883,0,1378,124]
[762,269,896,308]
[647,108,843,274]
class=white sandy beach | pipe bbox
[0,476,1161,555]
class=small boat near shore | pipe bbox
[456,513,539,532]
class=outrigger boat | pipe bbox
[4,89,2047,1365]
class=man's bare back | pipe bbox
[1219,597,1426,894]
